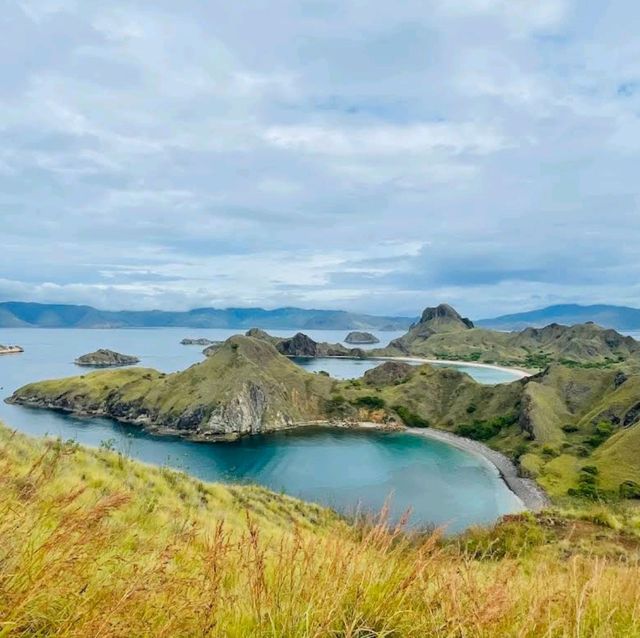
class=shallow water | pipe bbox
[0,327,523,531]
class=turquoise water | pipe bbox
[0,328,523,532]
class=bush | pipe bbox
[568,467,602,499]
[325,395,353,417]
[455,414,518,441]
[466,404,477,414]
[393,405,430,428]
[562,424,579,433]
[352,395,386,410]
[619,480,640,499]
[586,421,615,448]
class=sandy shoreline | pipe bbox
[404,426,550,511]
[375,355,532,380]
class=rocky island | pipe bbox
[0,345,23,355]
[181,337,218,346]
[344,331,379,344]
[208,328,367,359]
[74,349,140,367]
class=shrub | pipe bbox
[562,424,579,433]
[455,414,518,441]
[352,395,386,410]
[619,480,640,499]
[466,404,477,414]
[569,467,602,500]
[393,405,430,428]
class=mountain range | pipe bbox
[0,301,414,331]
[478,304,640,332]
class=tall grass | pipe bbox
[1,425,640,636]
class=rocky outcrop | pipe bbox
[345,331,380,345]
[419,304,474,330]
[277,333,319,357]
[181,338,218,346]
[203,382,277,436]
[238,329,367,359]
[0,345,23,355]
[74,349,140,367]
[363,361,414,386]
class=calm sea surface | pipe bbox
[0,327,523,532]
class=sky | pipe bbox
[1,0,639,319]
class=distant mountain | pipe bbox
[478,304,640,332]
[0,301,414,331]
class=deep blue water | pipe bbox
[0,328,523,532]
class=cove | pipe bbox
[0,327,525,532]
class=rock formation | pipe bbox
[74,349,140,367]
[345,331,380,344]
[181,338,218,346]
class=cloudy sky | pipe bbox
[1,0,639,318]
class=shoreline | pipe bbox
[373,355,532,379]
[404,426,550,511]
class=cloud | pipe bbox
[1,0,640,317]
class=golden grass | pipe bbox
[2,424,640,636]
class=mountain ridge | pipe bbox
[0,301,414,330]
[479,303,640,331]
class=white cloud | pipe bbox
[3,0,640,316]
[263,122,508,156]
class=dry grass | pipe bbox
[1,425,640,636]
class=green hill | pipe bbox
[8,335,334,439]
[378,305,640,368]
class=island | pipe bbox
[9,323,640,509]
[74,349,140,367]
[0,345,23,355]
[181,338,218,346]
[344,331,380,344]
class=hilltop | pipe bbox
[0,301,413,330]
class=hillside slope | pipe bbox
[378,305,640,368]
[9,336,334,438]
[2,422,640,636]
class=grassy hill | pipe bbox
[3,422,640,636]
[9,336,334,438]
[378,305,640,368]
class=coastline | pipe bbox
[405,426,550,511]
[374,355,532,380]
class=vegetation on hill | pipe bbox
[9,336,334,438]
[377,305,640,369]
[3,422,640,636]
